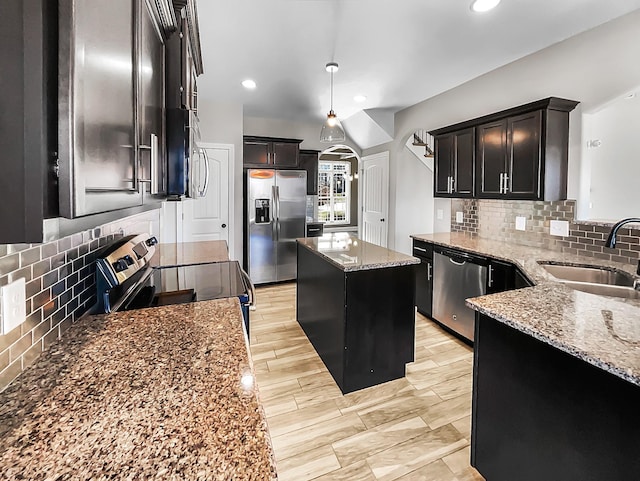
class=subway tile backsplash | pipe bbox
[451,199,640,265]
[0,209,160,391]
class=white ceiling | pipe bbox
[197,1,640,139]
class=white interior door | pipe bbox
[361,152,389,247]
[182,144,231,246]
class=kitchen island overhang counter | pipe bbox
[0,298,277,480]
[296,233,420,394]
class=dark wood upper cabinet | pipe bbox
[243,136,302,168]
[299,149,320,195]
[0,0,58,243]
[476,120,507,197]
[433,97,578,202]
[433,128,475,198]
[273,142,299,167]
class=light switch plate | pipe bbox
[456,211,464,223]
[550,220,569,237]
[1,278,26,335]
[437,209,444,220]
[515,216,526,231]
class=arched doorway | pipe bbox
[316,145,361,232]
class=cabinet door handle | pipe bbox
[427,262,432,281]
[414,246,427,253]
[488,265,493,287]
[503,173,509,194]
[450,177,455,194]
[499,173,505,194]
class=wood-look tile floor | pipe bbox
[250,283,485,481]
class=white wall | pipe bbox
[393,147,434,254]
[363,9,640,245]
[197,101,244,263]
[583,92,640,220]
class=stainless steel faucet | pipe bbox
[605,218,640,280]
[604,218,640,248]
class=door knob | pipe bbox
[221,223,227,228]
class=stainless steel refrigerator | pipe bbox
[247,169,307,284]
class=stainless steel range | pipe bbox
[94,234,254,334]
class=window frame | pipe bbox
[317,160,351,225]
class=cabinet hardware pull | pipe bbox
[427,262,432,281]
[414,246,427,252]
[488,265,493,287]
[138,134,159,194]
[450,177,455,193]
[503,173,509,194]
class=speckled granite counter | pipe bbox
[0,298,277,480]
[150,240,229,267]
[411,233,640,386]
[298,233,419,271]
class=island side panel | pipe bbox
[343,265,416,393]
[296,244,347,391]
[471,313,640,481]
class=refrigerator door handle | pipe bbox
[275,185,281,241]
[271,185,278,241]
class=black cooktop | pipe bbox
[121,261,247,311]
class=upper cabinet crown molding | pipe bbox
[172,0,203,75]
[429,97,579,137]
[148,0,179,37]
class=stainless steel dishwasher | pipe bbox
[432,248,488,342]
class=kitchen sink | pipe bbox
[538,263,634,287]
[538,262,640,299]
[560,281,640,299]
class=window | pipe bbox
[318,161,351,225]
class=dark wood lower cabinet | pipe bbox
[296,244,416,394]
[472,314,640,480]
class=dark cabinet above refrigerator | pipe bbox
[243,136,302,168]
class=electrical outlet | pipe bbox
[456,211,464,223]
[515,216,526,231]
[1,278,26,335]
[550,220,569,237]
[437,209,444,220]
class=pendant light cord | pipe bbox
[330,69,334,112]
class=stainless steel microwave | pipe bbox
[166,108,209,199]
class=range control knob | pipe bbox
[112,259,129,273]
[112,255,135,273]
[145,236,158,247]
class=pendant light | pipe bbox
[320,62,346,143]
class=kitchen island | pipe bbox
[412,233,640,481]
[296,233,420,394]
[0,298,277,480]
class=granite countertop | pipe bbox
[0,298,277,480]
[411,232,640,387]
[150,240,229,267]
[298,233,420,272]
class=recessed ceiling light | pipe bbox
[354,95,367,103]
[471,0,501,12]
[242,79,257,89]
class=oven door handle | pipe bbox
[239,265,256,309]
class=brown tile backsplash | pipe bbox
[0,209,160,392]
[451,199,640,266]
